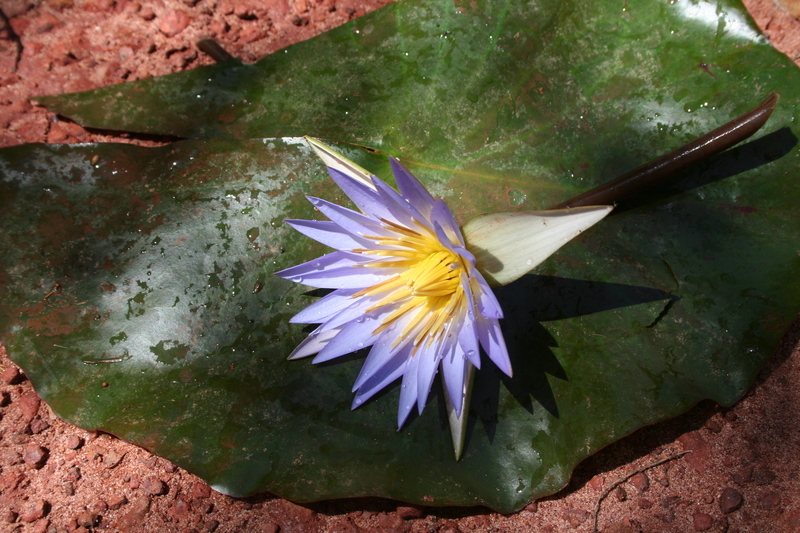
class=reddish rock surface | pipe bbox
[0,0,799,531]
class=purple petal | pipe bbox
[351,344,411,408]
[390,158,436,218]
[415,342,443,413]
[477,315,512,377]
[278,251,399,289]
[441,352,469,416]
[326,167,395,221]
[275,248,390,289]
[455,300,481,368]
[284,219,368,251]
[430,200,465,246]
[307,196,389,239]
[453,244,476,265]
[312,308,392,363]
[290,288,359,324]
[297,265,398,289]
[289,326,341,359]
[276,251,363,280]
[352,311,417,390]
[470,275,504,319]
[315,291,385,333]
[352,336,404,392]
[371,176,430,231]
[397,355,420,428]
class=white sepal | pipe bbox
[443,362,475,461]
[304,136,377,190]
[462,206,613,286]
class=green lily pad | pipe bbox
[2,0,799,513]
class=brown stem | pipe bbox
[554,93,780,209]
[197,39,235,63]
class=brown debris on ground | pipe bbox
[1,0,799,531]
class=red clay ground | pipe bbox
[1,1,799,532]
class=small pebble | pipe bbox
[719,487,743,514]
[233,5,255,18]
[753,469,776,486]
[2,449,24,465]
[261,522,279,533]
[170,498,191,518]
[397,505,425,519]
[18,392,41,422]
[141,477,167,496]
[219,1,234,15]
[563,509,590,528]
[588,475,604,490]
[19,500,49,522]
[678,431,711,473]
[66,435,84,450]
[33,13,59,34]
[158,10,191,37]
[705,417,723,433]
[66,466,82,481]
[209,20,228,35]
[103,451,125,469]
[29,417,50,434]
[637,498,654,510]
[660,495,681,508]
[108,495,128,510]
[733,467,752,485]
[0,366,22,385]
[190,482,211,499]
[23,445,48,469]
[76,511,98,528]
[631,472,649,492]
[692,513,714,531]
[32,517,50,533]
[614,487,627,502]
[9,433,30,445]
[1,509,17,523]
[758,492,780,510]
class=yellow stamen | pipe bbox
[353,227,466,349]
[352,275,405,298]
[421,291,462,346]
[379,218,433,239]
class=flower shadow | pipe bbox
[467,274,677,444]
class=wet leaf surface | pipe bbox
[3,0,799,512]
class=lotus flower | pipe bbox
[277,138,612,457]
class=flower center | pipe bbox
[402,249,461,297]
[353,221,466,348]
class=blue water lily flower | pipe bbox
[278,138,612,456]
[277,153,510,429]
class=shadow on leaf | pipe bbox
[469,274,676,445]
[615,127,798,213]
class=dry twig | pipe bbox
[592,450,691,533]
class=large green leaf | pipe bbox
[2,0,799,512]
